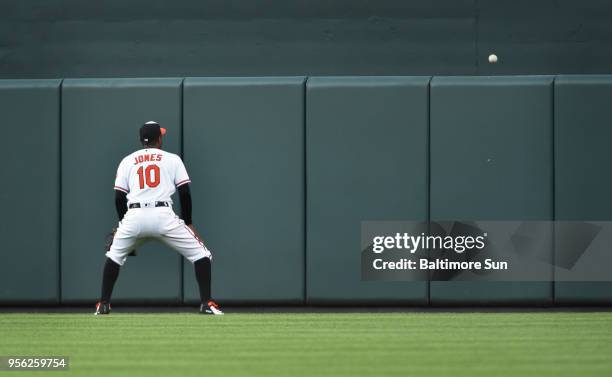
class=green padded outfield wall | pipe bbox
[430,76,554,305]
[61,78,183,303]
[2,74,612,305]
[554,75,612,304]
[182,77,305,304]
[306,77,429,304]
[0,80,61,303]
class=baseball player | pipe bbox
[95,121,223,315]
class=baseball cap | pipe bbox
[140,121,167,143]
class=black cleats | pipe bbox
[200,300,224,315]
[94,301,111,315]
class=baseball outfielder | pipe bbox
[95,121,223,315]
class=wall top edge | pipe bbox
[555,74,612,85]
[62,77,184,88]
[0,79,63,89]
[184,76,306,87]
[431,75,555,87]
[307,76,432,88]
[4,75,612,88]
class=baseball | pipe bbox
[488,54,498,63]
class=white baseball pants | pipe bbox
[105,206,211,266]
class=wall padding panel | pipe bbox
[182,77,305,304]
[61,78,183,303]
[306,76,429,304]
[554,75,612,304]
[430,76,554,305]
[0,80,61,303]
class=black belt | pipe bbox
[129,201,170,209]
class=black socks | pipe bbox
[100,256,210,304]
[100,258,121,302]
[194,257,211,303]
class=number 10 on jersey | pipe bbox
[137,165,160,189]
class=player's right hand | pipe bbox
[187,224,205,244]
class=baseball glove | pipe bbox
[105,228,137,256]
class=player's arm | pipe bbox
[113,158,129,221]
[178,183,204,243]
[114,190,128,221]
[174,157,205,241]
[174,155,193,225]
[177,184,192,225]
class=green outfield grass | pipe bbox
[0,312,611,377]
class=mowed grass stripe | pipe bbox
[0,313,610,377]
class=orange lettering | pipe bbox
[134,154,162,165]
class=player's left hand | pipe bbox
[105,228,117,251]
[105,228,137,256]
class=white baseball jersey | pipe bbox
[113,148,191,205]
[107,147,211,266]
